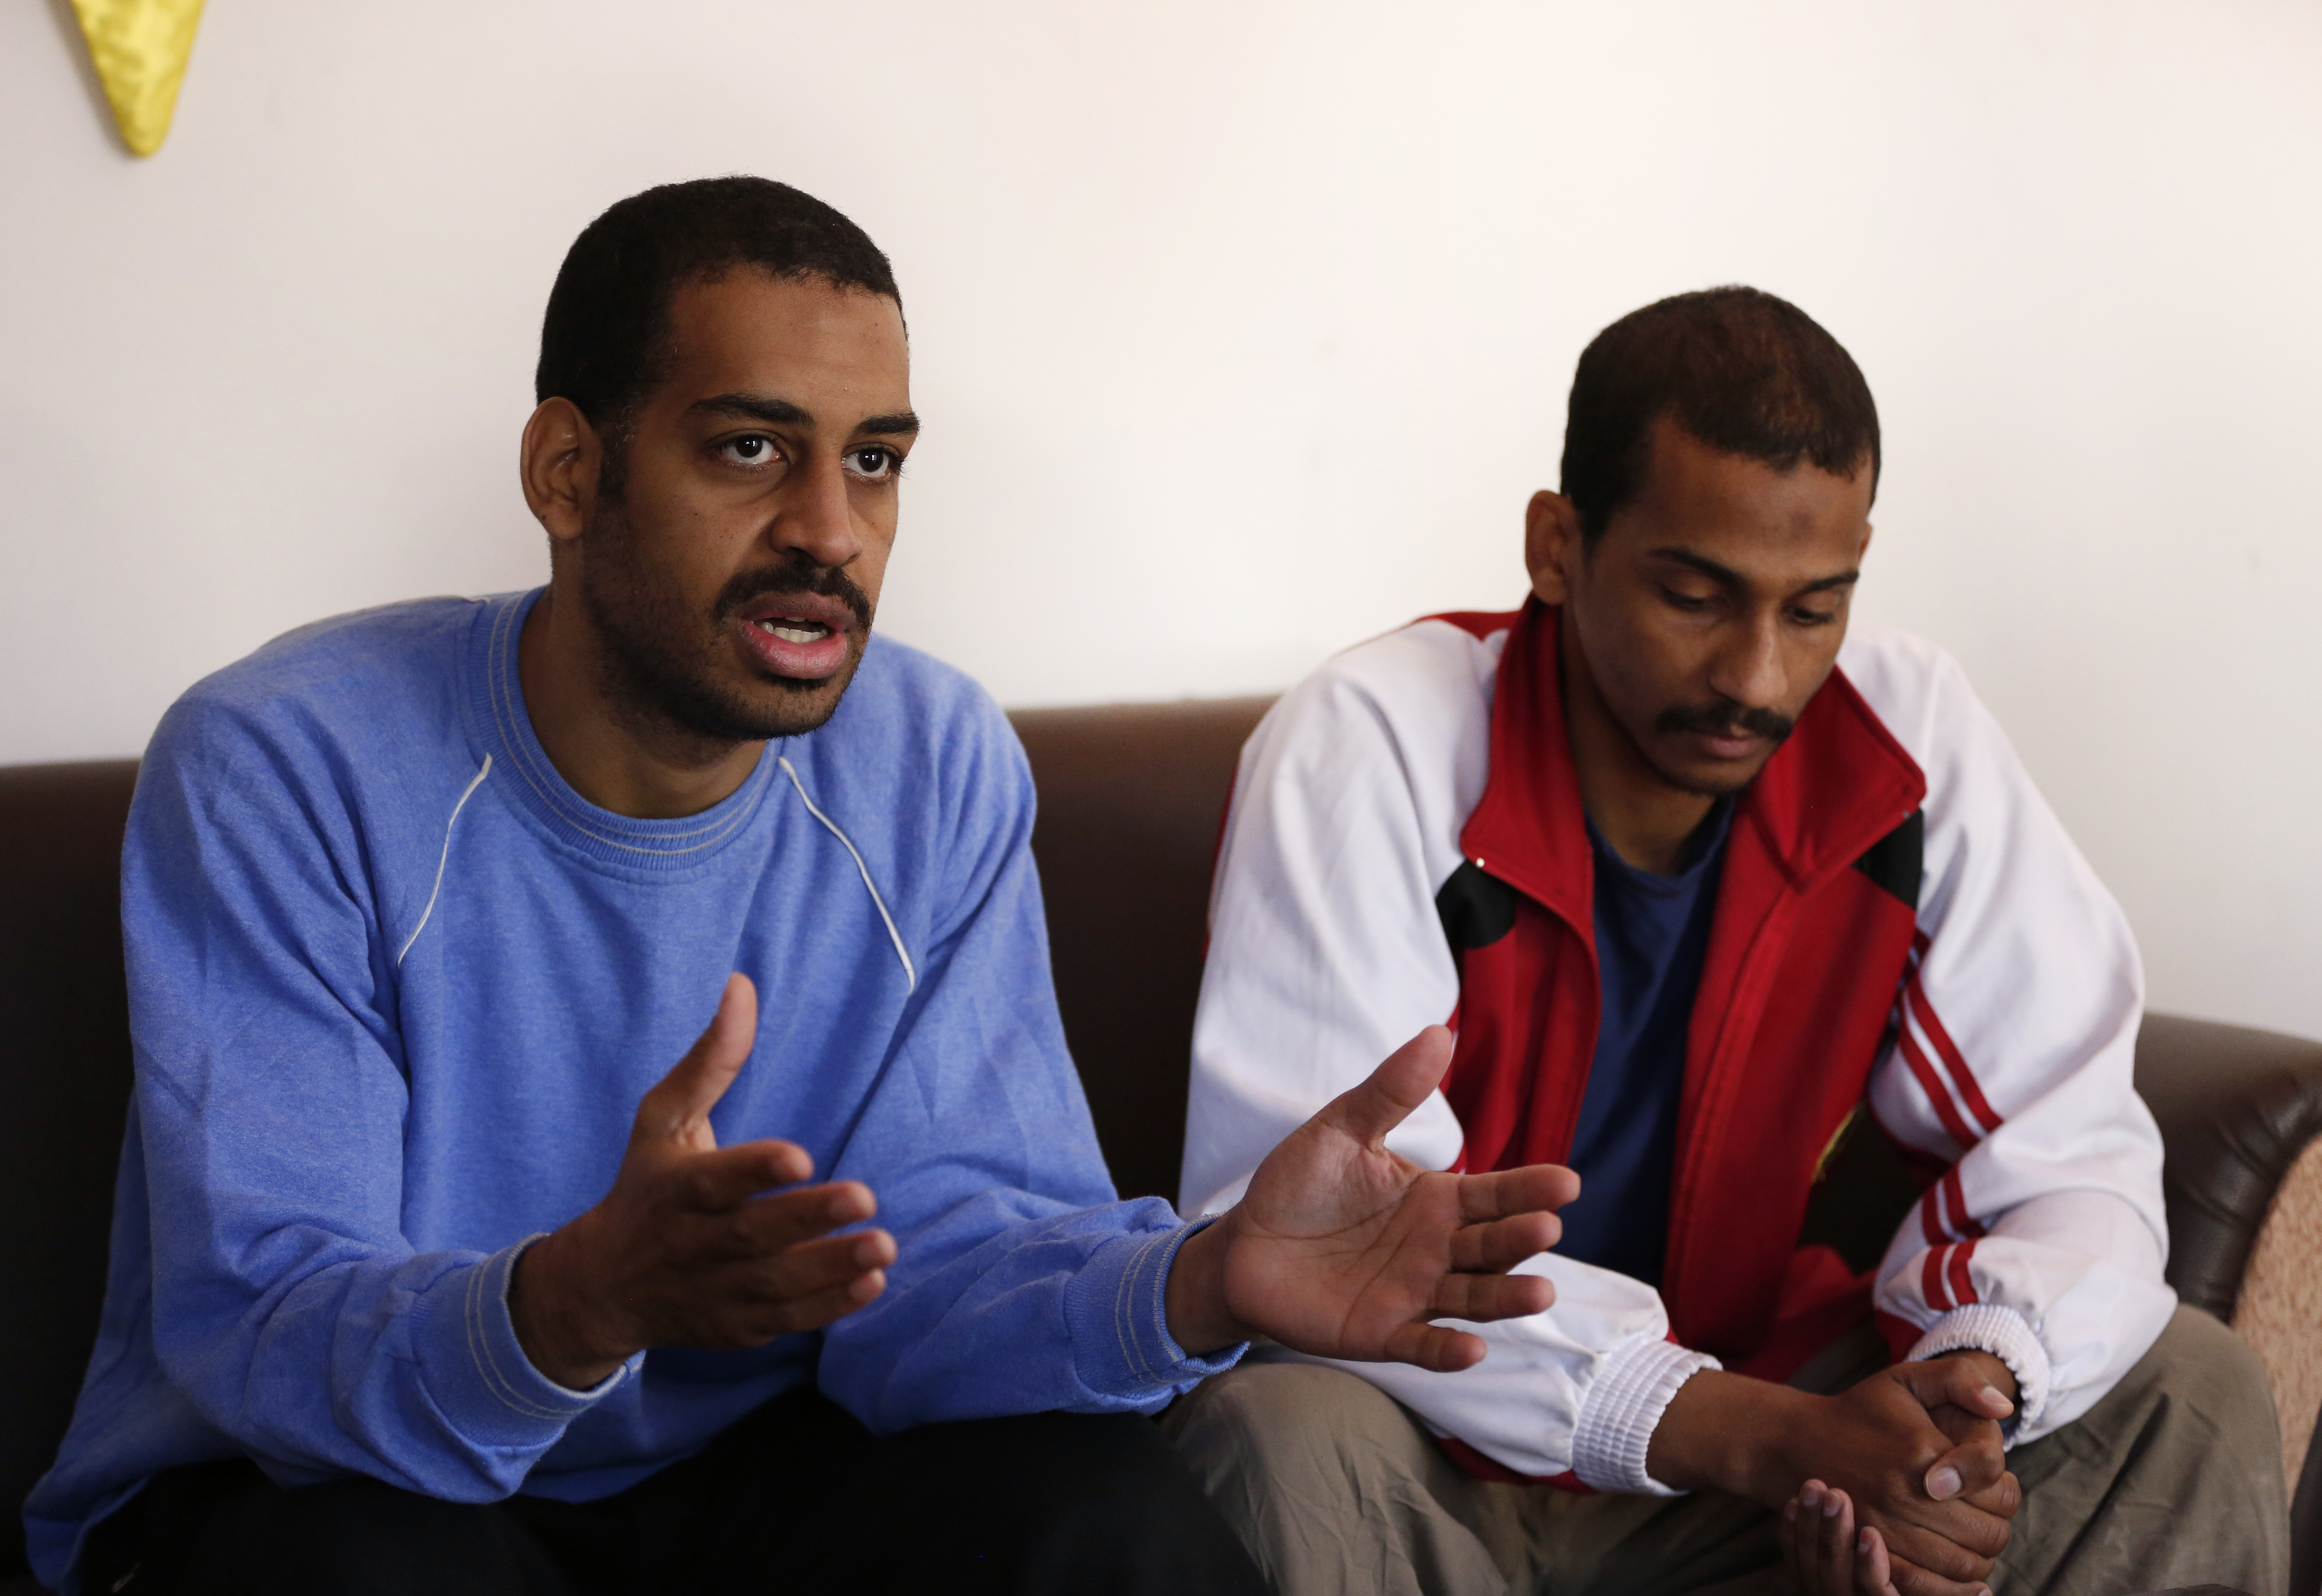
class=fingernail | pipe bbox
[1823,1492,1843,1518]
[1982,1385,2014,1414]
[1784,1500,1799,1523]
[1857,1530,1874,1554]
[1927,1465,1962,1500]
[1800,1482,1823,1510]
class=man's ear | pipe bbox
[1524,490,1584,606]
[520,398,603,549]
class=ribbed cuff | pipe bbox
[1907,1302,2051,1436]
[1571,1335,1722,1495]
[410,1236,631,1449]
[1062,1219,1245,1399]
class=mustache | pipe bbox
[714,553,873,631]
[1656,699,1795,744]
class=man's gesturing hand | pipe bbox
[1165,1026,1581,1369]
[511,975,896,1389]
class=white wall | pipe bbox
[3,0,2317,1037]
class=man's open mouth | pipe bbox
[754,617,832,644]
[732,594,856,683]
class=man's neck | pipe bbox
[1558,614,1716,876]
[518,587,765,820]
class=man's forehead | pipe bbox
[1622,424,1868,566]
[660,270,909,416]
[1642,419,1870,503]
[1609,482,1864,596]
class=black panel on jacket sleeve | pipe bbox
[1796,1105,1923,1275]
[1852,809,1924,909]
[1436,860,1518,951]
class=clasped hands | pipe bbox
[1778,1351,2022,1596]
[1653,1349,2023,1596]
[512,974,1581,1389]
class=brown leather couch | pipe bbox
[5,702,2320,1593]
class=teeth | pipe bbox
[756,618,829,643]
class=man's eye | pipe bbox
[1790,606,1839,627]
[846,447,900,481]
[718,435,780,466]
[1661,588,1713,613]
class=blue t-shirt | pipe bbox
[25,590,1236,1591]
[1553,802,1733,1286]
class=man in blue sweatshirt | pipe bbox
[25,178,1580,1595]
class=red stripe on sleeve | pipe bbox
[1907,971,2004,1137]
[1940,1168,1987,1240]
[1922,1244,1954,1313]
[1946,1239,1980,1306]
[1898,1027,1978,1149]
[1920,1189,1946,1246]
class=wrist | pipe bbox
[1645,1369,1820,1505]
[1162,1212,1251,1357]
[511,1221,635,1389]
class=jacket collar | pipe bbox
[1457,599,1926,925]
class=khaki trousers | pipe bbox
[1163,1305,2288,1596]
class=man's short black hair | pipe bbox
[535,176,900,481]
[1559,286,1879,546]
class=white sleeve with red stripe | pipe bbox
[1842,627,2174,1443]
[1180,621,1489,1218]
[1182,620,1717,1492]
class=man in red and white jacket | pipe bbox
[1166,288,2285,1596]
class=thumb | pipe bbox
[634,973,758,1148]
[1320,1026,1455,1148]
[1898,1354,2016,1423]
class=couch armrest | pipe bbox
[2134,1012,2322,1596]
[2132,1012,2322,1321]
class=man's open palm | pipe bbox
[1212,1026,1580,1372]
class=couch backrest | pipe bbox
[0,761,140,1578]
[1012,698,1276,1201]
[5,709,2314,1579]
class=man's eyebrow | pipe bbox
[1796,569,1862,595]
[855,411,921,437]
[1647,547,1859,594]
[687,393,812,427]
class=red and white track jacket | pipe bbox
[1182,601,2172,1493]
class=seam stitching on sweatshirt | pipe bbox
[1113,1233,1155,1382]
[397,754,493,966]
[776,757,917,993]
[1134,1230,1165,1379]
[1145,1230,1175,1375]
[463,1254,574,1421]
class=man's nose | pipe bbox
[1708,611,1788,711]
[771,453,862,569]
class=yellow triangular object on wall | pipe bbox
[71,0,207,158]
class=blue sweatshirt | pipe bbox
[25,590,1236,1590]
